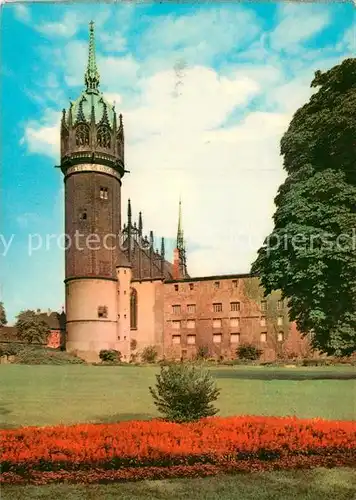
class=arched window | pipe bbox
[130,288,137,330]
[75,125,90,147]
[97,126,111,149]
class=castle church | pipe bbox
[60,22,310,363]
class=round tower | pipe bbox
[60,21,125,358]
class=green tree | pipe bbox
[0,302,7,326]
[15,310,50,344]
[251,58,356,357]
[149,363,220,422]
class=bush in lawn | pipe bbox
[141,345,158,364]
[99,349,121,363]
[130,338,137,351]
[149,363,220,422]
[236,343,263,361]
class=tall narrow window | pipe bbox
[130,288,137,330]
[75,124,90,146]
[232,280,238,288]
[97,126,111,148]
[214,281,220,289]
[213,303,222,312]
[100,187,108,200]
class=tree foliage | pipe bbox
[251,58,356,357]
[149,363,220,422]
[15,310,50,345]
[0,302,7,326]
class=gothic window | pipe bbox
[130,288,137,330]
[75,125,90,147]
[97,126,111,149]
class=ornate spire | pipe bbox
[177,197,184,248]
[84,21,100,93]
[176,198,188,278]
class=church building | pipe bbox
[59,22,310,363]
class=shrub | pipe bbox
[0,343,21,357]
[14,346,85,365]
[196,345,210,360]
[99,349,121,363]
[236,343,263,361]
[130,339,137,351]
[141,345,158,364]
[149,363,220,422]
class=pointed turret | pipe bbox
[160,237,165,277]
[174,198,188,279]
[138,212,143,236]
[85,21,100,93]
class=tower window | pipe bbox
[98,306,108,318]
[213,303,222,312]
[230,333,240,343]
[130,288,138,330]
[214,281,220,289]
[79,211,87,221]
[232,280,238,288]
[100,187,108,200]
[278,332,284,342]
[260,332,267,343]
[230,301,240,312]
[75,124,90,147]
[187,334,196,345]
[174,284,179,291]
[97,126,111,149]
[189,283,194,290]
[187,304,196,314]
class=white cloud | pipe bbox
[98,31,127,53]
[13,4,31,23]
[139,7,261,67]
[22,110,60,159]
[270,4,330,53]
[36,12,80,38]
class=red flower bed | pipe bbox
[1,416,355,483]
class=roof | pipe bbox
[164,272,257,284]
[0,326,19,343]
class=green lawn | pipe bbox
[2,468,356,499]
[1,364,355,428]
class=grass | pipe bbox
[0,364,355,428]
[1,468,356,499]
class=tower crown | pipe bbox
[60,21,124,175]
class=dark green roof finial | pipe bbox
[85,20,100,93]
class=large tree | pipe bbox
[0,302,7,326]
[15,310,50,345]
[251,58,356,357]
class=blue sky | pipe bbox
[0,1,354,323]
